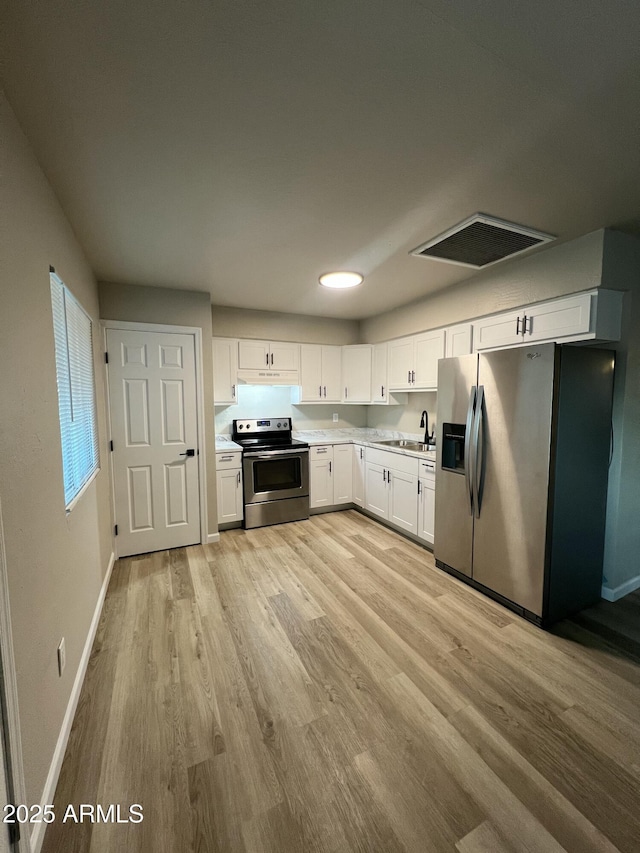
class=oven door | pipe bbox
[243,449,309,504]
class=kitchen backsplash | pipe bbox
[214,385,368,434]
[365,391,437,438]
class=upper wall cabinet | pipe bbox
[445,323,473,357]
[388,330,445,391]
[238,339,299,371]
[298,344,342,402]
[473,290,623,352]
[342,345,372,403]
[213,337,239,405]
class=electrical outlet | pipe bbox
[57,638,66,676]
[332,413,339,423]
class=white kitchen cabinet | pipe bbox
[352,444,366,507]
[445,323,473,358]
[417,458,436,545]
[299,345,342,402]
[388,337,415,390]
[310,443,352,507]
[310,453,333,508]
[333,444,353,503]
[364,447,419,533]
[342,345,372,403]
[371,343,388,403]
[213,338,239,405]
[238,339,299,371]
[413,330,445,389]
[388,330,445,391]
[216,451,243,524]
[473,290,623,352]
[388,468,418,534]
[365,461,389,520]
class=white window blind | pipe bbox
[50,273,100,509]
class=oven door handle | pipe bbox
[243,449,309,459]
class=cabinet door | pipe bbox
[414,330,445,389]
[371,343,388,403]
[333,444,353,504]
[310,458,333,508]
[300,345,324,401]
[473,311,522,351]
[365,462,389,519]
[217,468,243,524]
[321,346,343,402]
[271,341,299,371]
[352,445,366,507]
[342,345,372,403]
[418,480,435,545]
[213,338,238,404]
[238,339,270,369]
[445,324,473,358]
[389,468,418,533]
[524,293,592,343]
[388,338,414,389]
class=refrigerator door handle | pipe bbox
[464,385,477,515]
[472,385,485,517]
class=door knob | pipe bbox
[180,449,196,457]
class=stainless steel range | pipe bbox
[232,418,309,529]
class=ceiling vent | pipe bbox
[411,214,555,268]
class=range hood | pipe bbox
[237,368,300,386]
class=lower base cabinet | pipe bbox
[364,448,418,535]
[216,451,244,524]
[417,459,436,545]
[352,444,366,507]
[310,444,353,508]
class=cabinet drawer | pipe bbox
[216,451,242,470]
[310,444,334,460]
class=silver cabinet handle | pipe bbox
[411,370,415,384]
[232,383,236,398]
[345,387,348,399]
[266,352,269,365]
[383,469,386,482]
[360,447,363,459]
[329,461,332,473]
[271,353,274,365]
[516,316,521,335]
[407,370,411,384]
[237,471,241,485]
[319,385,322,397]
[418,480,422,495]
[220,455,234,461]
[316,447,328,453]
[381,385,384,397]
[324,385,327,397]
[523,314,530,335]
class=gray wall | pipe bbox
[212,305,359,344]
[600,230,640,592]
[0,92,113,807]
[361,231,605,341]
[99,281,218,533]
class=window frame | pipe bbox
[50,272,100,512]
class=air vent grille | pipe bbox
[411,214,554,268]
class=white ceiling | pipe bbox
[3,0,640,319]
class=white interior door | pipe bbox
[107,328,201,557]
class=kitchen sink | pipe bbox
[374,439,434,453]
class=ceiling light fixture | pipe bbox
[318,271,363,289]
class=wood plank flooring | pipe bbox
[42,511,640,853]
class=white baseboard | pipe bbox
[31,551,116,853]
[206,532,220,544]
[601,573,640,602]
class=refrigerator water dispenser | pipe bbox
[442,423,466,472]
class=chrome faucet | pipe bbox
[420,410,434,445]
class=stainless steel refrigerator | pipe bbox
[434,343,615,626]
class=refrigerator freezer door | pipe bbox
[434,354,478,577]
[471,344,556,616]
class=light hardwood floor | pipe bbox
[42,511,640,852]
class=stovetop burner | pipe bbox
[231,417,308,451]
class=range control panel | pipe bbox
[233,418,291,434]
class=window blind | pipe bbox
[50,273,100,509]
